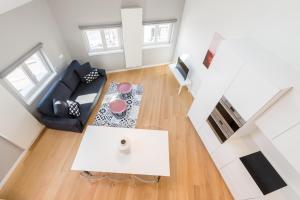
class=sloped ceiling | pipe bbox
[0,0,32,15]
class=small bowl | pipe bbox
[109,98,127,119]
[117,82,133,95]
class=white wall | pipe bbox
[175,0,300,95]
[0,0,72,114]
[0,0,32,15]
[47,0,185,71]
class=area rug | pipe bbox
[93,82,144,128]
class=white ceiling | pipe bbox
[0,0,32,15]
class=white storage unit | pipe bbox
[272,124,300,175]
[255,89,300,140]
[198,122,221,154]
[224,64,280,121]
[220,159,263,200]
[188,41,244,131]
[254,88,300,176]
[121,8,143,68]
[188,40,300,199]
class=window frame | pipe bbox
[3,50,56,104]
[143,23,174,48]
[83,27,123,56]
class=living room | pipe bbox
[1,0,300,199]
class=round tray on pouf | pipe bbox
[117,82,133,99]
[109,98,127,119]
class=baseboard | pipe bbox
[189,87,197,98]
[106,62,171,74]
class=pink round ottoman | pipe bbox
[117,82,133,99]
[109,98,127,119]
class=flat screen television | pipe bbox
[176,57,189,80]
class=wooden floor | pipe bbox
[0,66,233,200]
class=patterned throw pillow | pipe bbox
[67,100,80,117]
[83,69,100,84]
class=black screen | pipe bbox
[176,57,189,80]
[240,151,287,195]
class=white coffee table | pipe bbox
[71,126,170,183]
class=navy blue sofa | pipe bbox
[37,60,107,133]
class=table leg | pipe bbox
[80,172,161,184]
[178,86,182,95]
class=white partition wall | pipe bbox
[121,8,143,68]
[0,84,43,149]
[0,83,43,187]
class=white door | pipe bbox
[121,8,143,68]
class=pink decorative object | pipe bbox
[109,98,127,119]
[203,32,225,69]
[117,82,133,95]
[109,99,127,113]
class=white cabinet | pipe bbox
[211,142,236,169]
[262,186,300,200]
[254,88,300,175]
[224,64,279,121]
[198,122,221,154]
[188,41,244,130]
[220,159,263,200]
[255,89,300,140]
[273,123,300,175]
[212,136,259,169]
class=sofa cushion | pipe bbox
[60,70,80,92]
[70,76,106,125]
[97,68,106,77]
[37,82,72,117]
[53,99,69,117]
[75,62,93,82]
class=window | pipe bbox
[4,51,55,103]
[143,23,173,47]
[83,28,122,55]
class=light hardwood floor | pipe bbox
[0,65,233,200]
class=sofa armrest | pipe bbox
[97,68,107,79]
[40,115,83,133]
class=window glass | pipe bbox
[6,67,35,97]
[157,24,171,43]
[144,25,156,44]
[4,50,54,103]
[104,29,120,48]
[25,53,49,81]
[86,30,103,50]
[143,23,173,46]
